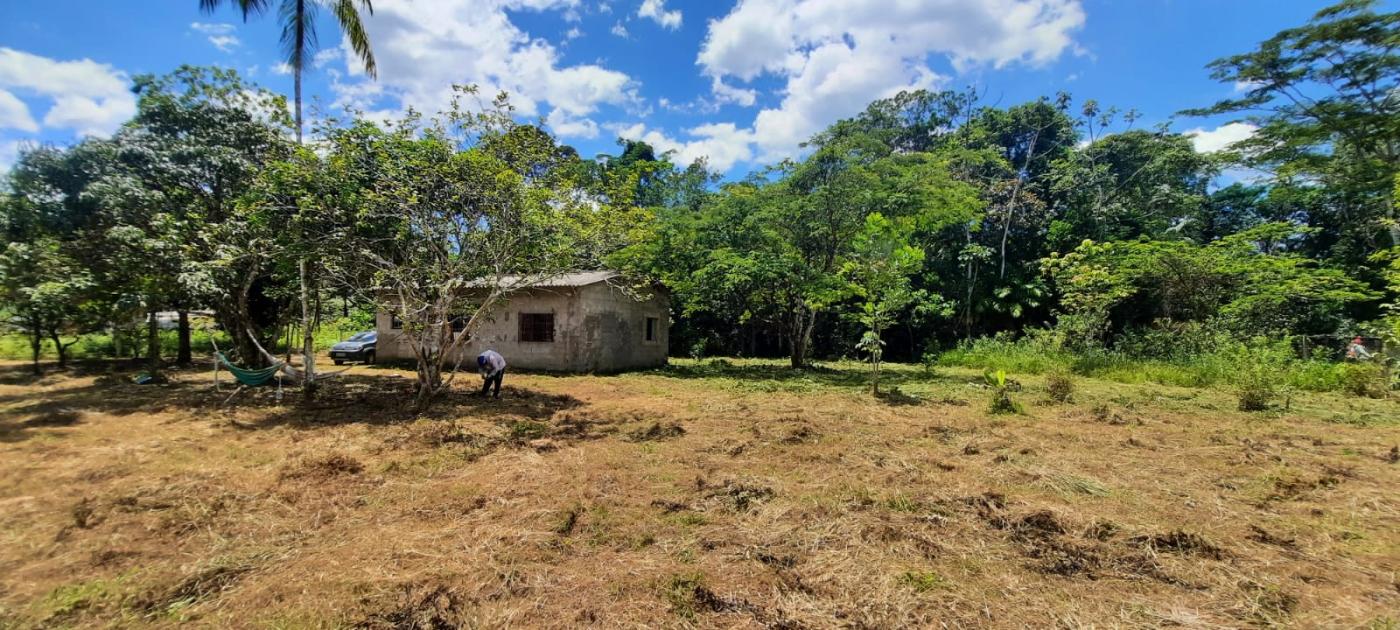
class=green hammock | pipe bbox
[216,352,285,387]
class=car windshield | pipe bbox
[347,332,375,342]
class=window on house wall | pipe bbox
[645,317,658,342]
[449,315,467,332]
[519,313,554,343]
[390,314,403,330]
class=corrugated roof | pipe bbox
[467,270,620,289]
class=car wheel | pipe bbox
[365,351,376,365]
[334,359,344,366]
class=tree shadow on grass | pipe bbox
[237,376,585,430]
[0,360,584,441]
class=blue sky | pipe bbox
[1,1,1392,177]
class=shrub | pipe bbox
[1338,363,1384,398]
[984,369,1021,415]
[1044,371,1075,403]
[1233,342,1290,412]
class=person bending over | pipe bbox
[477,349,506,399]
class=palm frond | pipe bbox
[199,0,272,20]
[333,0,378,78]
[278,0,317,72]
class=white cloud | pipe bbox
[611,21,629,37]
[273,62,294,76]
[638,0,682,29]
[43,96,133,137]
[1233,80,1265,93]
[313,48,340,69]
[694,0,1086,162]
[208,35,241,52]
[710,77,756,107]
[323,0,636,135]
[610,121,754,171]
[0,47,135,138]
[190,21,236,35]
[547,111,599,138]
[0,89,38,132]
[0,138,28,174]
[1185,122,1257,153]
[191,22,241,52]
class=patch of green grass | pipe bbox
[896,570,947,592]
[884,494,922,512]
[661,572,708,619]
[504,420,550,442]
[38,573,135,620]
[937,335,1362,395]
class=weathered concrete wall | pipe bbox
[572,283,669,372]
[375,283,669,372]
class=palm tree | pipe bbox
[199,0,377,143]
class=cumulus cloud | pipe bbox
[1185,122,1257,153]
[610,121,754,171]
[547,110,600,138]
[689,0,1086,162]
[638,0,682,29]
[322,0,636,139]
[0,47,136,138]
[611,22,629,37]
[710,77,756,107]
[0,89,38,132]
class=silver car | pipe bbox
[330,331,377,365]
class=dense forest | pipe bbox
[2,1,1398,404]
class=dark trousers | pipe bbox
[481,369,504,398]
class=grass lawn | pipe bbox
[0,357,1397,628]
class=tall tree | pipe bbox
[200,0,377,392]
[1185,0,1400,252]
[199,0,376,143]
[315,89,618,409]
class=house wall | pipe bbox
[375,283,669,372]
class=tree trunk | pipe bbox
[146,309,161,374]
[176,310,192,366]
[48,331,68,370]
[29,327,42,376]
[299,258,317,398]
[788,310,816,368]
[293,0,305,145]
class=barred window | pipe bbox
[519,313,554,343]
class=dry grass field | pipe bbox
[0,357,1397,628]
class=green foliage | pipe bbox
[845,212,928,393]
[1233,342,1292,412]
[983,368,1021,414]
[1338,363,1385,398]
[1044,225,1376,342]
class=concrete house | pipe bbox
[374,271,670,372]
